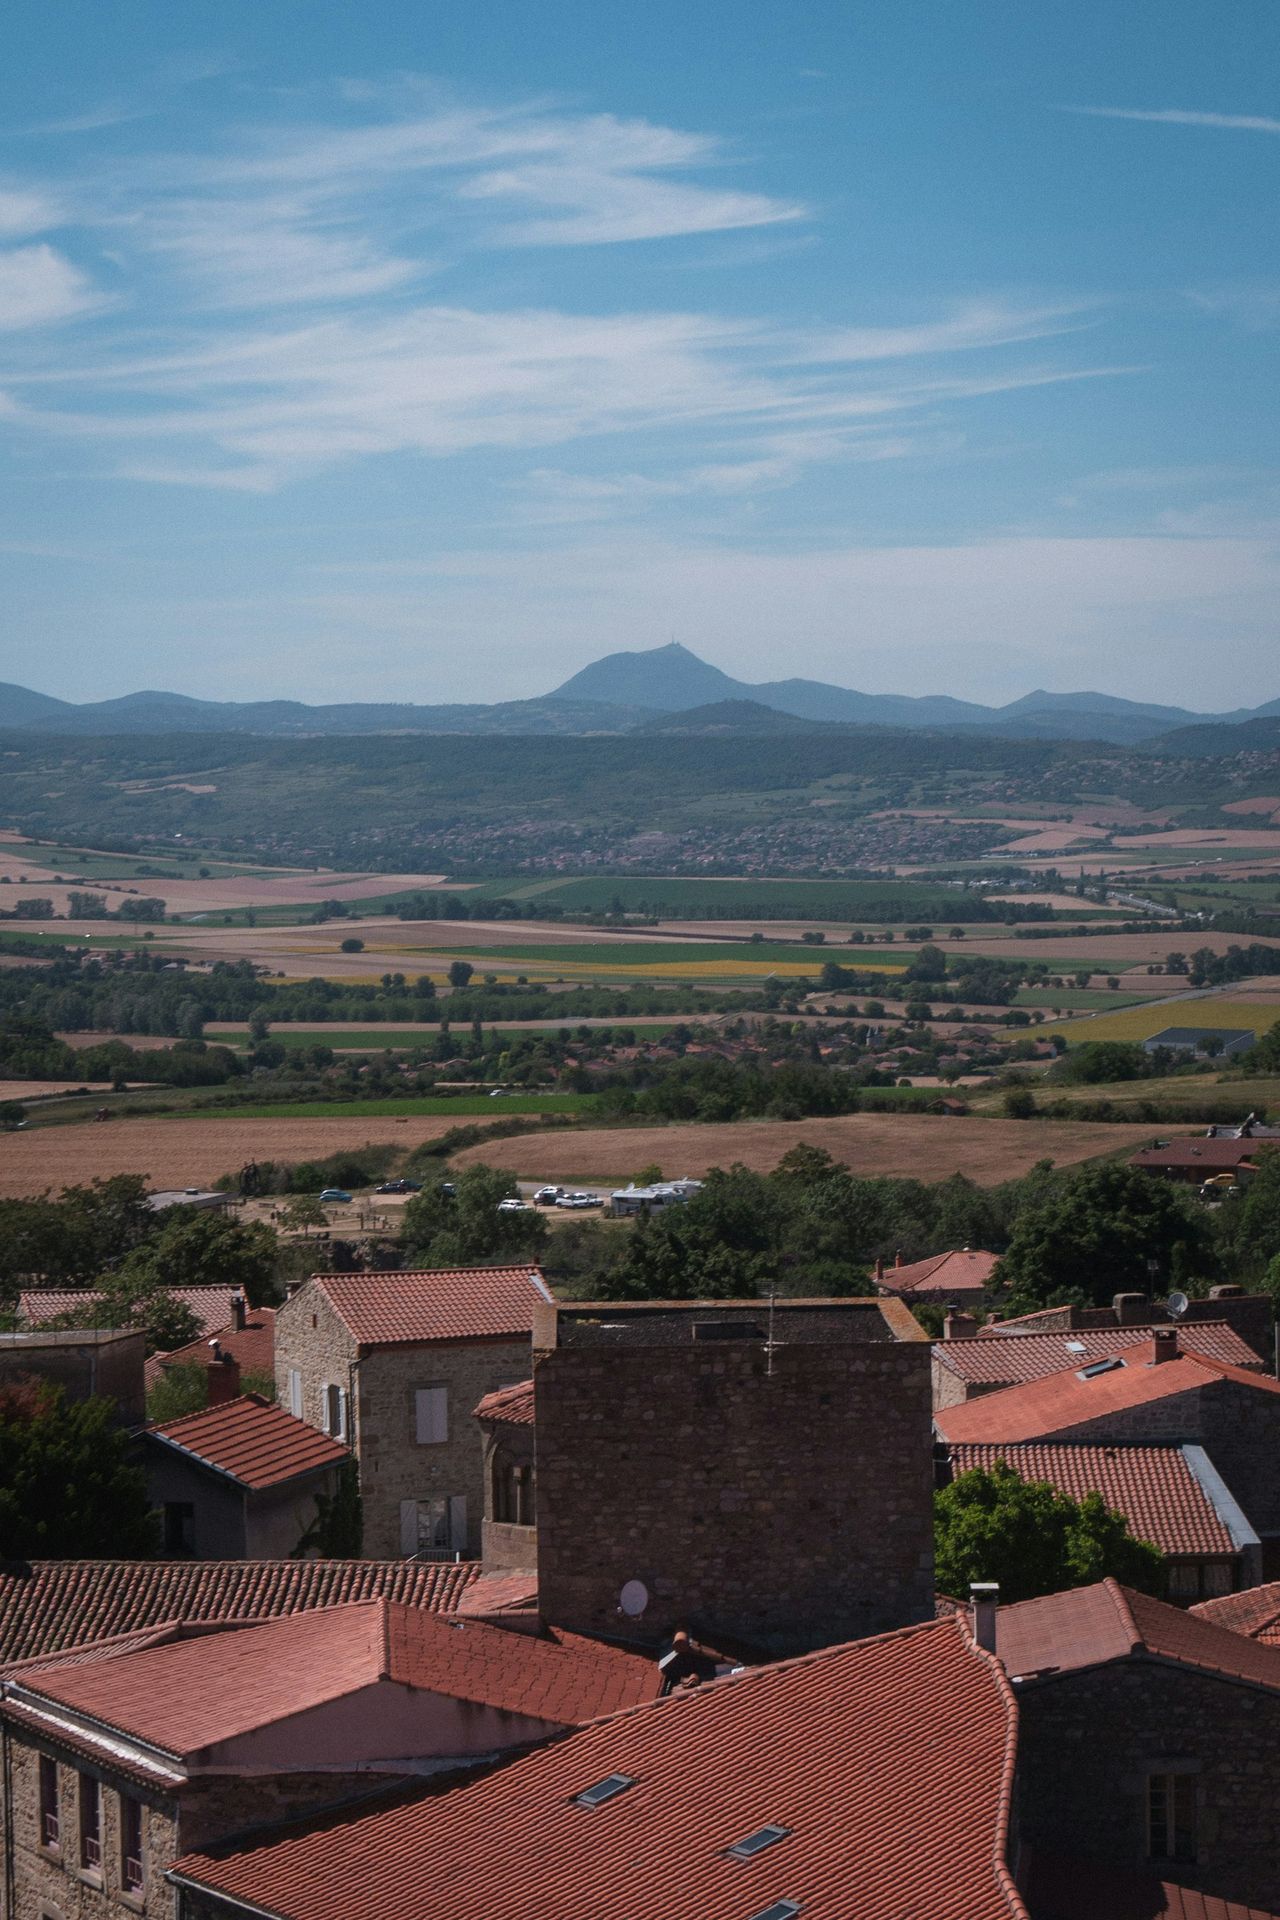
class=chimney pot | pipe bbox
[230,1294,247,1332]
[970,1582,999,1654]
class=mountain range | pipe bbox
[1,642,1277,747]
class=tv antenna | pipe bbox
[764,1285,779,1377]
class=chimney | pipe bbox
[1112,1292,1148,1326]
[207,1352,241,1405]
[944,1311,978,1341]
[970,1582,999,1654]
[894,1249,903,1270]
[1151,1327,1178,1365]
[230,1294,247,1332]
[874,1258,885,1282]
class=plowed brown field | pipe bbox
[0,1115,462,1199]
[452,1113,1165,1186]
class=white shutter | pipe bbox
[400,1500,420,1557]
[288,1369,302,1419]
[414,1386,448,1444]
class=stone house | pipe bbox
[274,1267,551,1560]
[473,1379,536,1576]
[996,1577,1280,1911]
[0,1599,656,1920]
[532,1296,935,1655]
[983,1285,1273,1364]
[935,1328,1280,1574]
[932,1317,1264,1412]
[141,1394,351,1559]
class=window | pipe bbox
[163,1502,195,1555]
[323,1383,347,1440]
[492,1449,535,1526]
[39,1755,59,1850]
[287,1368,302,1418]
[120,1795,144,1896]
[414,1385,448,1445]
[1148,1771,1197,1863]
[399,1495,466,1559]
[78,1774,102,1874]
[574,1774,635,1808]
[728,1825,791,1861]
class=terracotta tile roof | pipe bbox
[1023,1848,1280,1919]
[1131,1139,1261,1172]
[146,1393,350,1491]
[19,1286,235,1339]
[946,1443,1236,1557]
[996,1578,1280,1692]
[938,1321,1262,1387]
[312,1267,552,1346]
[18,1601,657,1756]
[474,1378,534,1426]
[171,1615,1028,1920]
[879,1248,1000,1298]
[0,1559,480,1667]
[1193,1582,1280,1647]
[935,1343,1280,1445]
[455,1572,540,1618]
[151,1306,276,1383]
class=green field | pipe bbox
[445,940,907,975]
[452,875,1026,922]
[1013,987,1155,1010]
[211,1092,596,1120]
[1043,1000,1280,1045]
[6,840,283,881]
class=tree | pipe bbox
[1052,1040,1149,1084]
[146,1362,209,1424]
[934,1462,1163,1605]
[117,1209,280,1306]
[281,1194,328,1235]
[293,1459,363,1557]
[401,1164,547,1266]
[996,1163,1214,1309]
[340,937,364,953]
[0,1381,158,1558]
[1002,1087,1037,1119]
[448,960,475,991]
[54,1274,201,1355]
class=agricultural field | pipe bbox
[1043,996,1280,1046]
[222,1093,594,1120]
[0,1113,468,1200]
[449,1112,1169,1186]
[203,1020,683,1049]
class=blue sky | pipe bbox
[1,0,1278,709]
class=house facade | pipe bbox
[274,1267,551,1560]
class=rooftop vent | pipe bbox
[748,1904,802,1920]
[727,1825,791,1861]
[1077,1356,1125,1380]
[574,1774,636,1809]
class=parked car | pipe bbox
[556,1191,600,1210]
[375,1178,422,1195]
[497,1197,533,1213]
[318,1188,352,1204]
[535,1186,566,1206]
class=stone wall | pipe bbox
[1015,1659,1280,1910]
[356,1340,531,1558]
[535,1333,934,1655]
[3,1729,177,1920]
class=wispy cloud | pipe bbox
[1061,105,1280,135]
[0,244,105,330]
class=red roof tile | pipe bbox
[172,1616,1028,1920]
[19,1602,656,1756]
[0,1560,480,1667]
[938,1321,1262,1387]
[1023,1848,1280,1919]
[935,1343,1280,1445]
[1193,1582,1280,1647]
[151,1306,275,1384]
[947,1443,1236,1557]
[879,1248,1000,1297]
[996,1579,1280,1691]
[312,1267,551,1346]
[474,1378,534,1425]
[19,1286,235,1338]
[1131,1140,1261,1171]
[455,1572,540,1618]
[146,1393,349,1490]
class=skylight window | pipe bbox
[1077,1357,1125,1380]
[1065,1340,1085,1353]
[727,1825,791,1860]
[748,1903,802,1920]
[574,1773,635,1808]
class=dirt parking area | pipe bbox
[452,1113,1167,1187]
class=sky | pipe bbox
[1,0,1278,711]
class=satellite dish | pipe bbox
[1166,1291,1189,1319]
[619,1579,649,1619]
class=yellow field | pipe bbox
[1044,999,1280,1046]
